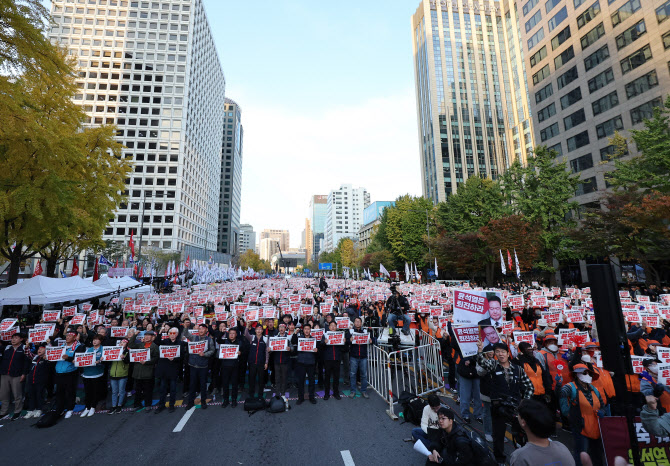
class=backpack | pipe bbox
[403,396,427,426]
[35,410,60,428]
[267,395,287,413]
[457,429,497,466]
[244,397,267,416]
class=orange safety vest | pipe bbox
[662,335,670,347]
[568,382,602,439]
[541,349,572,389]
[523,362,545,395]
[592,367,615,401]
[429,327,443,339]
[625,374,640,393]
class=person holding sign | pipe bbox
[218,327,245,408]
[54,328,86,419]
[244,321,269,400]
[81,334,105,417]
[291,323,318,405]
[129,330,159,413]
[269,323,291,399]
[183,324,215,410]
[319,321,350,400]
[639,358,670,414]
[0,332,29,420]
[349,317,371,399]
[108,337,130,414]
[155,327,185,413]
[24,344,48,419]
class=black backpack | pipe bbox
[35,410,60,428]
[244,397,266,416]
[402,396,427,425]
[458,429,497,466]
[267,395,287,413]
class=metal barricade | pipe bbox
[367,328,445,420]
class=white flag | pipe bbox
[379,263,390,278]
[514,249,521,279]
[500,250,507,275]
[405,262,410,282]
[434,258,438,278]
[414,262,419,279]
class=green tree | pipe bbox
[383,195,434,269]
[605,97,670,194]
[338,238,355,267]
[501,146,580,284]
[436,176,507,233]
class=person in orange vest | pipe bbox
[538,331,571,415]
[517,341,552,405]
[582,342,615,412]
[640,357,670,414]
[559,363,606,466]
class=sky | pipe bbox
[203,0,422,248]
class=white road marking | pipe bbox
[340,450,355,466]
[172,407,195,432]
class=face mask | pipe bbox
[577,373,592,384]
[581,355,592,364]
[649,365,658,374]
[547,344,559,352]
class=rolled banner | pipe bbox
[413,439,432,457]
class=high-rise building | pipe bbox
[259,237,281,262]
[309,194,327,262]
[411,0,535,203]
[324,185,370,252]
[519,0,670,206]
[304,218,312,265]
[259,229,289,251]
[48,0,226,262]
[217,97,243,256]
[239,224,256,254]
[358,201,395,249]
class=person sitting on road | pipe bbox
[411,394,441,448]
[426,407,475,465]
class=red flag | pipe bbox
[123,259,126,268]
[71,257,79,277]
[93,257,99,281]
[139,266,143,278]
[133,263,138,277]
[507,250,513,271]
[114,259,118,268]
[185,255,190,268]
[32,260,43,277]
[129,230,135,261]
[173,263,179,283]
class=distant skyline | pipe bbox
[206,0,422,248]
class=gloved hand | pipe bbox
[555,374,563,386]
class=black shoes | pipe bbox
[310,398,317,405]
[222,400,229,408]
[231,401,237,408]
[333,393,341,400]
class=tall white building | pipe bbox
[48,0,226,262]
[324,184,370,252]
[259,237,280,262]
[239,224,256,254]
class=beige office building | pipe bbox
[520,0,670,206]
[412,0,535,203]
[259,229,290,252]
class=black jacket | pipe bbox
[216,336,246,367]
[156,338,186,379]
[427,424,475,466]
[349,328,370,359]
[0,344,30,377]
[27,354,49,385]
[292,332,316,365]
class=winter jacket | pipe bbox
[245,327,269,366]
[56,342,86,374]
[81,346,104,378]
[129,341,159,380]
[0,344,30,377]
[270,333,291,365]
[427,424,475,466]
[349,328,371,359]
[109,348,130,379]
[182,329,215,368]
[292,332,316,365]
[217,336,245,367]
[156,338,186,379]
[27,354,49,385]
[319,330,351,361]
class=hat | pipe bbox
[643,358,661,367]
[66,327,78,335]
[544,331,558,341]
[572,363,589,373]
[144,330,156,336]
[584,342,599,349]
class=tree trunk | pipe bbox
[485,262,494,287]
[546,250,557,287]
[7,245,23,286]
[45,256,59,278]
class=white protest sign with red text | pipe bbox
[43,310,61,322]
[0,318,17,333]
[69,314,86,326]
[160,345,181,359]
[325,331,345,345]
[218,344,239,359]
[62,306,77,318]
[129,348,150,363]
[46,346,66,361]
[513,331,535,346]
[298,338,316,352]
[75,352,95,367]
[28,328,50,343]
[188,340,207,354]
[102,346,124,361]
[351,332,370,345]
[336,317,351,330]
[310,329,324,341]
[658,363,670,385]
[269,337,289,351]
[453,326,481,358]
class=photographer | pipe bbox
[386,285,410,336]
[426,407,475,465]
[476,341,533,464]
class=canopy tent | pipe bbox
[87,275,151,300]
[0,275,146,306]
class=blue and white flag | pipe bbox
[99,255,113,267]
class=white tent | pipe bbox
[0,276,113,305]
[89,275,151,299]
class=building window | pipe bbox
[570,154,594,172]
[546,0,562,13]
[574,0,587,9]
[575,177,597,195]
[530,46,548,67]
[557,66,579,89]
[548,7,568,32]
[533,64,551,85]
[567,130,590,151]
[596,115,624,139]
[538,102,557,122]
[620,44,652,74]
[560,87,583,109]
[526,10,542,32]
[540,122,560,141]
[535,83,554,103]
[625,70,659,99]
[630,97,663,124]
[615,20,646,50]
[548,142,563,156]
[554,46,575,69]
[592,91,619,115]
[581,22,605,50]
[523,0,540,15]
[588,67,615,93]
[663,31,670,49]
[611,0,641,27]
[584,44,610,71]
[564,108,587,130]
[551,26,571,50]
[657,0,670,23]
[577,1,601,29]
[528,27,545,50]
[600,142,628,160]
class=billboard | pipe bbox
[318,263,333,271]
[362,201,394,226]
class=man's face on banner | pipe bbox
[488,299,502,321]
[483,326,500,344]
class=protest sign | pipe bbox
[310,329,324,341]
[43,310,61,322]
[531,296,548,308]
[111,326,129,338]
[188,340,207,354]
[641,312,660,328]
[261,306,277,320]
[565,309,584,323]
[336,317,351,330]
[508,295,524,309]
[500,321,514,334]
[658,363,670,386]
[298,338,316,352]
[218,344,239,359]
[657,347,670,364]
[430,306,443,317]
[35,323,56,336]
[417,304,430,314]
[46,346,66,361]
[75,352,95,367]
[479,325,502,347]
[452,290,502,326]
[351,332,370,345]
[600,416,670,466]
[245,308,259,322]
[214,307,229,322]
[82,303,93,312]
[0,318,18,333]
[631,355,645,374]
[130,348,150,363]
[160,345,181,359]
[62,306,77,318]
[102,346,123,361]
[513,331,535,346]
[623,310,642,323]
[542,311,561,326]
[69,314,86,326]
[300,305,313,317]
[452,326,481,358]
[325,331,345,345]
[269,337,289,352]
[28,328,50,343]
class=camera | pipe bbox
[492,396,519,420]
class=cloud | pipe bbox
[238,89,422,249]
